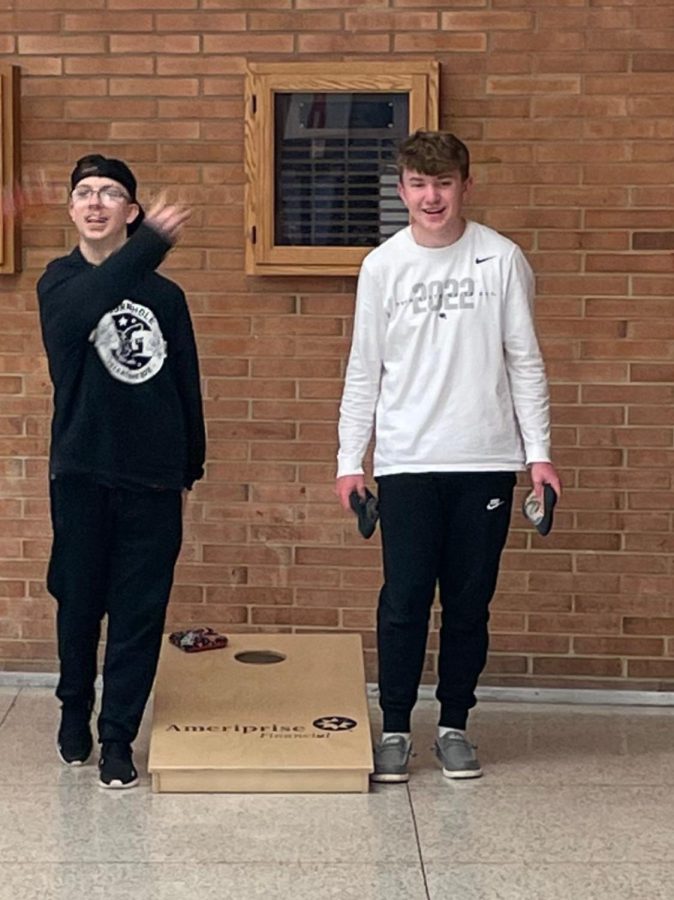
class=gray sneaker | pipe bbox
[371,735,412,783]
[434,731,482,779]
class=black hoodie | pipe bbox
[38,223,205,491]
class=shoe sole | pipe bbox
[370,772,409,783]
[98,776,139,790]
[441,766,483,779]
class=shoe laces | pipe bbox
[435,732,477,751]
[380,735,408,746]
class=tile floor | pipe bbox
[1,686,673,899]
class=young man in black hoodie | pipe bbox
[38,155,206,789]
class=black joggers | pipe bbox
[48,476,183,744]
[376,471,516,733]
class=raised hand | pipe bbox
[145,190,191,245]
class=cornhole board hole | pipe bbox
[148,633,373,793]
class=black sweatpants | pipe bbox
[376,472,516,733]
[47,475,183,744]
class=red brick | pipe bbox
[634,8,674,28]
[158,59,244,77]
[495,592,573,613]
[487,75,581,95]
[346,11,437,30]
[633,53,674,72]
[629,406,674,426]
[534,96,627,119]
[491,634,570,654]
[624,617,674,636]
[632,276,674,297]
[204,0,289,6]
[156,12,246,30]
[529,613,622,635]
[628,660,674,679]
[578,550,670,574]
[341,610,376,630]
[65,99,157,119]
[107,0,196,7]
[483,656,528,675]
[574,637,664,657]
[296,0,384,5]
[0,11,61,29]
[252,607,339,627]
[632,364,674,383]
[397,0,485,5]
[110,35,200,54]
[63,12,153,30]
[491,31,583,51]
[250,11,340,29]
[214,34,295,53]
[111,121,200,140]
[533,657,622,677]
[109,77,199,97]
[298,33,391,52]
[442,10,532,29]
[577,596,672,617]
[18,35,106,53]
[12,54,60,76]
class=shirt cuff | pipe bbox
[524,443,551,465]
[336,457,365,479]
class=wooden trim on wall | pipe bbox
[0,64,21,275]
[245,60,439,277]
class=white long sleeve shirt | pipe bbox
[337,221,551,478]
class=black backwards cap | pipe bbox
[70,154,145,235]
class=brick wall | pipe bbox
[2,0,674,691]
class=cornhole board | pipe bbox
[148,633,373,793]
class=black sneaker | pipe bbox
[57,709,93,766]
[98,741,139,790]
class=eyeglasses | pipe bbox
[70,186,131,205]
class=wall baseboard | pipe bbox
[389,684,674,707]
[3,672,673,707]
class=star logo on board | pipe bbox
[313,716,358,732]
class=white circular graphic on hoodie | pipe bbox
[91,299,166,384]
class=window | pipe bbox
[245,61,439,276]
[0,64,21,275]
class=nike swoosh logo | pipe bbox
[486,498,505,510]
[475,256,496,264]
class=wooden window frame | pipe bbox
[0,64,21,275]
[245,61,439,277]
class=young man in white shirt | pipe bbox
[335,131,561,783]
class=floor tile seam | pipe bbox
[407,782,674,792]
[406,783,432,900]
[420,855,674,866]
[423,861,674,868]
[407,782,674,791]
[2,780,672,793]
[0,855,426,867]
[0,861,428,870]
[0,690,20,730]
